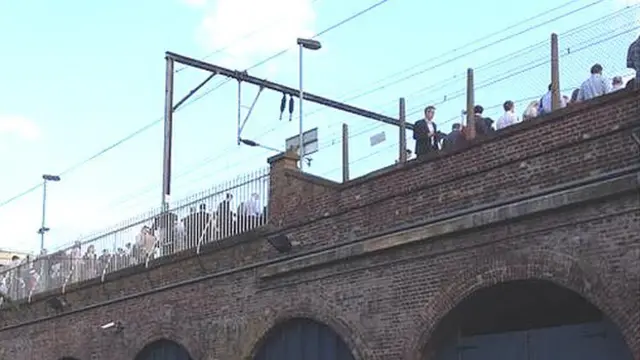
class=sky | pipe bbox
[0,0,638,255]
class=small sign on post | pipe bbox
[285,128,319,157]
[370,132,386,147]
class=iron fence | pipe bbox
[0,167,270,304]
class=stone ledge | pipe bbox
[8,227,270,310]
[258,171,639,279]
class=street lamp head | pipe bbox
[297,38,322,51]
[37,227,50,235]
[42,174,61,182]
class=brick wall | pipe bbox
[270,89,639,251]
[0,90,638,360]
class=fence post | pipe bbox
[399,98,407,163]
[466,68,476,140]
[342,123,350,182]
[551,33,560,111]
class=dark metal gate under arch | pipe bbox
[134,339,193,360]
[254,318,356,360]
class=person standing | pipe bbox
[413,106,440,157]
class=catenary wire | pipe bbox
[334,0,589,98]
[257,0,622,133]
[0,0,395,210]
[110,20,635,213]
[13,0,627,215]
[174,0,323,73]
[104,1,628,209]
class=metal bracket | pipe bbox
[145,241,158,268]
[101,253,113,282]
[61,266,75,295]
[173,72,217,112]
[196,216,215,255]
[237,85,265,144]
[28,287,35,303]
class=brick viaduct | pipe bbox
[0,90,638,360]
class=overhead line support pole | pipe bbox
[161,56,175,210]
[237,80,242,145]
[165,51,413,130]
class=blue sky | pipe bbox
[0,0,637,254]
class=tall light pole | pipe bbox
[38,174,61,252]
[296,37,322,171]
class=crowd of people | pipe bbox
[0,192,266,304]
[413,60,638,157]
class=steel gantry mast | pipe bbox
[161,51,412,208]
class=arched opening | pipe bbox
[253,317,356,360]
[426,280,634,360]
[134,339,193,360]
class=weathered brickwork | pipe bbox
[0,90,638,360]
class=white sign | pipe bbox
[370,132,386,146]
[285,128,319,156]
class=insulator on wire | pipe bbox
[288,96,294,121]
[279,93,286,120]
[240,138,258,147]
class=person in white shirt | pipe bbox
[578,64,611,101]
[611,76,624,92]
[496,100,520,130]
[243,193,261,217]
[540,84,567,115]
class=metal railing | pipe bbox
[0,167,270,304]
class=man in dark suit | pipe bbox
[442,123,466,151]
[413,105,440,157]
[473,105,495,136]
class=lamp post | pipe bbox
[38,174,60,252]
[296,37,322,171]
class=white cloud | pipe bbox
[195,0,316,68]
[0,115,41,141]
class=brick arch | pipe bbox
[40,327,92,360]
[406,249,638,360]
[123,326,202,360]
[47,325,96,360]
[239,295,373,360]
[54,356,82,360]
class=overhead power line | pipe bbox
[343,0,587,96]
[347,0,607,99]
[175,0,323,73]
[0,0,395,210]
[282,0,613,124]
[100,0,620,207]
